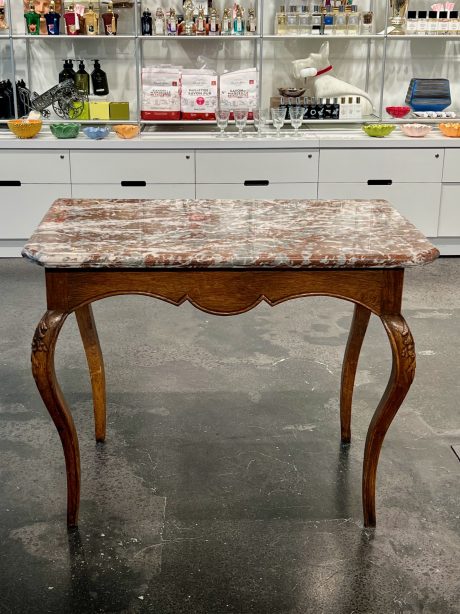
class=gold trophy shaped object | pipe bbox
[389,0,409,34]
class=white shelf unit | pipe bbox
[1,0,459,127]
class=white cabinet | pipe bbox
[196,183,317,199]
[0,184,71,239]
[70,151,195,184]
[317,182,441,237]
[319,149,444,184]
[438,185,460,237]
[442,150,460,183]
[72,184,195,199]
[0,151,71,184]
[196,150,319,184]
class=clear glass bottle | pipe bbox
[221,7,232,34]
[233,5,244,34]
[275,4,287,35]
[287,3,298,35]
[448,10,459,34]
[311,5,322,34]
[427,11,438,35]
[353,96,362,119]
[334,6,346,34]
[417,10,428,34]
[45,0,61,35]
[361,11,373,34]
[405,10,417,34]
[437,10,448,34]
[183,8,195,35]
[196,7,206,34]
[84,3,98,35]
[167,8,178,35]
[247,7,256,34]
[347,5,360,35]
[141,8,152,34]
[154,7,165,35]
[323,7,334,35]
[25,2,40,35]
[209,7,220,35]
[298,5,311,34]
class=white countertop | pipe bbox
[0,127,458,149]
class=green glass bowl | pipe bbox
[362,124,396,138]
[50,123,80,139]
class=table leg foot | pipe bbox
[31,310,81,527]
[75,304,107,443]
[362,314,415,528]
[340,304,371,444]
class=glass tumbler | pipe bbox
[271,107,287,137]
[253,109,269,136]
[234,108,248,138]
[216,109,230,138]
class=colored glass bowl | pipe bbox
[83,126,111,140]
[400,123,432,138]
[50,123,80,139]
[386,106,411,119]
[113,124,140,139]
[7,119,42,139]
[439,123,460,137]
[362,124,396,138]
[278,87,306,98]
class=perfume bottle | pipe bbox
[183,8,195,34]
[361,11,373,34]
[64,2,80,34]
[141,7,152,34]
[247,6,256,34]
[437,10,448,35]
[233,5,244,35]
[427,11,438,34]
[152,7,164,34]
[168,8,178,35]
[25,2,40,35]
[448,10,459,34]
[102,1,118,35]
[298,5,311,34]
[209,7,220,35]
[75,60,89,94]
[311,5,322,34]
[196,7,206,34]
[275,4,287,34]
[417,10,428,34]
[347,5,360,35]
[91,59,109,95]
[0,4,8,31]
[45,0,60,35]
[84,3,99,35]
[287,2,298,35]
[352,96,362,119]
[331,97,340,119]
[334,5,346,34]
[221,7,231,34]
[323,8,334,35]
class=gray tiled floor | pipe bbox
[0,258,459,614]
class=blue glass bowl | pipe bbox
[83,126,111,140]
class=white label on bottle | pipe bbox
[155,18,163,34]
[428,21,437,32]
[418,21,427,31]
[407,21,417,32]
[449,19,458,31]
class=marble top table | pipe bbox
[23,198,439,529]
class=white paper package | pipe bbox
[181,69,218,120]
[219,68,258,118]
[141,66,181,121]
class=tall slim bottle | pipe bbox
[141,8,152,34]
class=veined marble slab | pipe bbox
[22,198,439,269]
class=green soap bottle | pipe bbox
[24,1,40,35]
[75,60,89,95]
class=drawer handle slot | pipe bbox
[367,180,392,186]
[0,180,21,187]
[244,180,269,187]
[121,181,147,187]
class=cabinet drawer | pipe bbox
[0,184,71,239]
[438,184,460,236]
[72,183,195,199]
[0,151,70,184]
[319,149,443,183]
[196,150,319,184]
[317,182,441,237]
[442,150,460,182]
[196,183,317,200]
[70,151,194,184]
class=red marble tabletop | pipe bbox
[22,198,439,269]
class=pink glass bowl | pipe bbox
[400,124,432,138]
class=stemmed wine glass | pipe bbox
[290,106,305,136]
[271,107,287,138]
[216,109,230,138]
[234,108,248,138]
[253,109,269,136]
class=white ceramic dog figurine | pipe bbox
[292,42,374,116]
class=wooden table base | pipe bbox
[31,268,415,528]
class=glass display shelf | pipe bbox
[12,34,136,39]
[263,34,384,39]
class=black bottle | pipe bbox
[59,60,73,83]
[331,97,340,120]
[91,59,109,96]
[323,98,333,119]
[316,98,325,120]
[75,60,89,95]
[141,8,152,35]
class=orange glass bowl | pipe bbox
[439,123,460,137]
[386,106,411,119]
[113,124,140,139]
[7,119,42,139]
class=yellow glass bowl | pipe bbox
[362,124,396,138]
[113,124,140,139]
[439,123,460,137]
[8,119,42,139]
